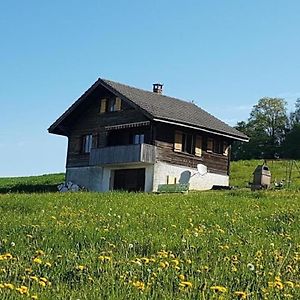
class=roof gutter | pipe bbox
[153,118,249,142]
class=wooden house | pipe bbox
[48,78,248,192]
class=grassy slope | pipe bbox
[0,161,300,299]
[230,159,300,189]
[0,192,299,298]
[0,173,65,193]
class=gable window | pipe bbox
[132,134,144,144]
[174,131,194,154]
[100,97,122,113]
[82,134,93,153]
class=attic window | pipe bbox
[100,97,122,113]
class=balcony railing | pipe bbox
[89,143,156,166]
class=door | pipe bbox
[113,168,145,192]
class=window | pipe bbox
[82,134,93,153]
[100,97,122,113]
[206,138,214,153]
[174,131,194,154]
[194,135,202,157]
[132,134,144,144]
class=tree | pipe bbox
[289,98,300,127]
[282,123,300,159]
[248,97,288,158]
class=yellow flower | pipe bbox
[39,281,46,287]
[31,295,38,300]
[40,277,48,283]
[179,274,185,281]
[76,265,85,271]
[210,286,228,293]
[4,283,14,290]
[30,276,39,282]
[45,262,52,267]
[179,281,193,288]
[33,257,42,264]
[234,291,247,299]
[132,280,145,291]
[16,285,29,295]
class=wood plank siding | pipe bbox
[154,123,231,175]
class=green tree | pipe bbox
[231,97,288,160]
[248,97,288,157]
[282,123,300,159]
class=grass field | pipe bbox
[0,161,300,299]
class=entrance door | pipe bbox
[113,168,145,192]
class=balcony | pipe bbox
[89,143,156,166]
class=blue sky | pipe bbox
[0,0,300,176]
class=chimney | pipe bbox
[152,83,163,94]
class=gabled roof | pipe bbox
[48,78,249,141]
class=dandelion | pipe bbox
[234,291,248,299]
[179,281,193,288]
[16,285,29,295]
[33,257,42,264]
[210,286,228,293]
[132,280,145,291]
[76,265,85,271]
[4,283,14,290]
[179,274,185,281]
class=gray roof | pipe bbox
[49,78,248,141]
[101,79,248,141]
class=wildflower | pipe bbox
[45,262,52,267]
[76,265,85,271]
[132,280,145,291]
[39,281,46,287]
[16,285,29,295]
[33,257,42,264]
[98,255,112,262]
[4,283,14,290]
[210,286,228,293]
[0,253,13,260]
[40,277,48,283]
[234,291,248,299]
[179,281,193,288]
[31,295,38,300]
[179,274,185,281]
[247,263,255,271]
[30,276,39,282]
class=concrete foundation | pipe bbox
[66,161,228,192]
[152,161,229,191]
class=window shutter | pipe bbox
[207,138,213,152]
[223,142,228,156]
[115,97,122,111]
[174,131,182,152]
[195,135,202,157]
[100,99,107,113]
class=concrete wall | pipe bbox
[66,166,103,191]
[153,161,229,191]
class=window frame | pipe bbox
[82,134,93,154]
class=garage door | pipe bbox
[113,168,145,192]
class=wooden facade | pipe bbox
[48,78,246,192]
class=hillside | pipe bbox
[1,160,300,193]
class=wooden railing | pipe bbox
[89,143,156,166]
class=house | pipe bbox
[48,78,248,192]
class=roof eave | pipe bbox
[153,118,249,142]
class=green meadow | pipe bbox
[0,160,300,299]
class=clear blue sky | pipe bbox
[1,0,299,177]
